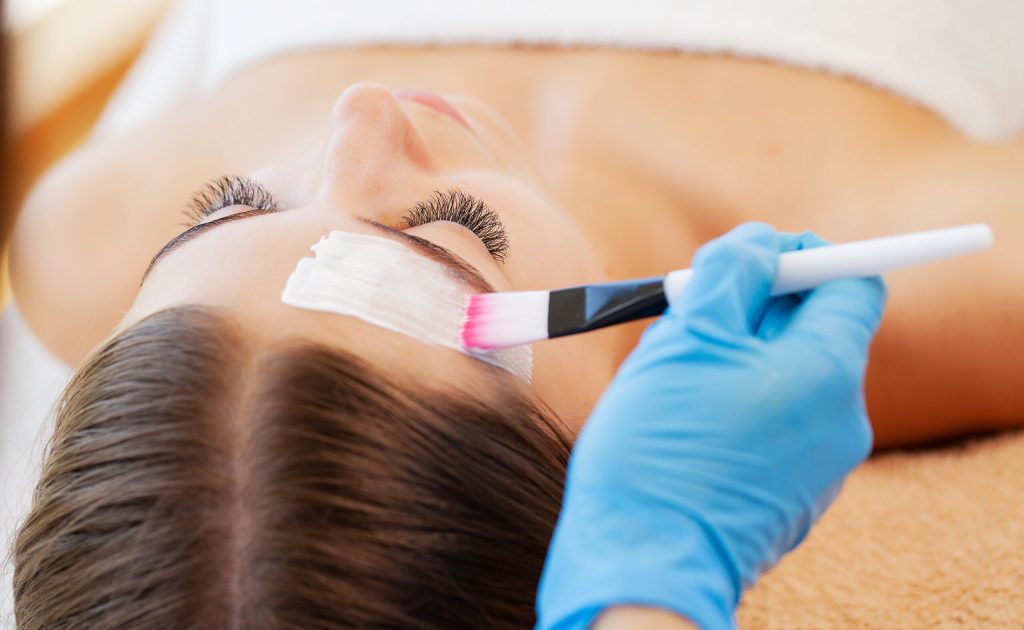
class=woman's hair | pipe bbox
[12,305,572,629]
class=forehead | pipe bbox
[282,231,531,380]
[121,212,529,382]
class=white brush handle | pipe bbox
[663,224,993,306]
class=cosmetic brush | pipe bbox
[461,223,993,350]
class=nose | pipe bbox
[317,82,434,207]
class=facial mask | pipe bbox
[281,231,533,381]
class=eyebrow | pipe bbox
[141,207,496,293]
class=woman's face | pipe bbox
[121,82,614,425]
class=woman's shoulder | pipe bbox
[9,142,158,366]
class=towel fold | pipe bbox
[739,428,1024,628]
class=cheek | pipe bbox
[440,173,604,289]
[446,95,532,168]
[250,150,323,209]
[505,211,602,290]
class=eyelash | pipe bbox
[399,189,510,263]
[181,175,281,226]
[181,179,509,262]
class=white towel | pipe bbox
[99,0,1024,141]
[0,303,71,626]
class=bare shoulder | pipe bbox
[9,139,178,366]
[12,151,122,365]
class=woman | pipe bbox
[8,1,1023,627]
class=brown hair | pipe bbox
[13,305,571,628]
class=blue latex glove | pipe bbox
[536,222,887,630]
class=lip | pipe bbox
[394,89,472,131]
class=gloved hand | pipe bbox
[536,222,886,630]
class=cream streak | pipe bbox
[281,231,532,381]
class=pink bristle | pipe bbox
[460,290,550,350]
[465,296,491,318]
[460,299,497,349]
[461,328,495,351]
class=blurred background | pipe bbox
[0,0,171,310]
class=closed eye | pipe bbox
[143,187,497,294]
[399,189,509,263]
[181,175,282,227]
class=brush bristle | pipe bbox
[460,291,550,350]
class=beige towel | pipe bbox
[739,429,1024,628]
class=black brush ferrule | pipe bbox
[547,276,667,339]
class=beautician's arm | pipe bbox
[537,223,886,630]
[594,607,698,629]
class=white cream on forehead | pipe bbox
[280,230,533,381]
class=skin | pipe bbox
[595,607,697,630]
[11,46,1024,444]
[118,82,620,426]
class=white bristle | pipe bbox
[462,290,550,349]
